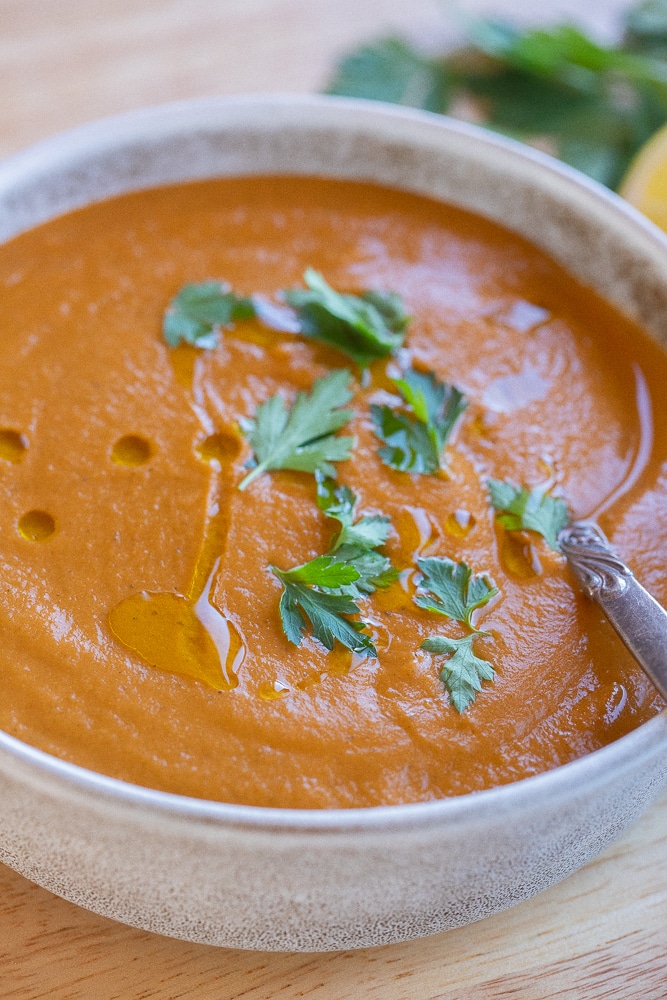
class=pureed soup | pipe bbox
[0,176,665,809]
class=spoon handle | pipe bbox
[559,522,667,701]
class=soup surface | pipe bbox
[0,176,665,808]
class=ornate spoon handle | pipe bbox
[559,522,667,701]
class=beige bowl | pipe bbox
[0,94,666,952]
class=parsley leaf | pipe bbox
[284,268,409,367]
[487,479,569,551]
[420,634,495,714]
[370,406,436,474]
[414,556,498,629]
[163,281,256,349]
[337,549,398,596]
[323,37,450,111]
[316,473,391,552]
[272,570,377,657]
[238,370,355,491]
[278,554,361,589]
[415,555,499,712]
[371,368,467,474]
[315,473,398,595]
[270,477,397,654]
[394,369,468,450]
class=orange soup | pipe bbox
[0,176,665,808]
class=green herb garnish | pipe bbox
[271,478,396,655]
[284,268,409,367]
[371,368,467,474]
[163,282,256,349]
[416,555,498,713]
[315,473,398,596]
[487,479,569,551]
[325,1,667,190]
[420,634,496,715]
[238,370,355,491]
[414,556,498,629]
[271,570,377,657]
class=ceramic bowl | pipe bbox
[0,94,666,952]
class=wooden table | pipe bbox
[1,1,665,996]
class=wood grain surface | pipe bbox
[1,1,666,997]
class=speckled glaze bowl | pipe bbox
[0,95,666,952]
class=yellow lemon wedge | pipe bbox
[619,123,667,232]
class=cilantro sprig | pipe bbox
[371,368,467,474]
[284,268,410,367]
[163,282,256,349]
[271,478,396,655]
[487,479,569,551]
[238,370,355,491]
[416,556,498,713]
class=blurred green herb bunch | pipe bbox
[325,0,667,190]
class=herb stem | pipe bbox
[237,464,264,492]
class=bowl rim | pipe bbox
[1,92,666,834]
[3,91,667,253]
[2,711,666,832]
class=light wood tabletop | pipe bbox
[1,1,666,997]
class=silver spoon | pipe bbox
[559,522,667,701]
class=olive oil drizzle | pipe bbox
[107,349,244,691]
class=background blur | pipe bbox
[0,0,637,158]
